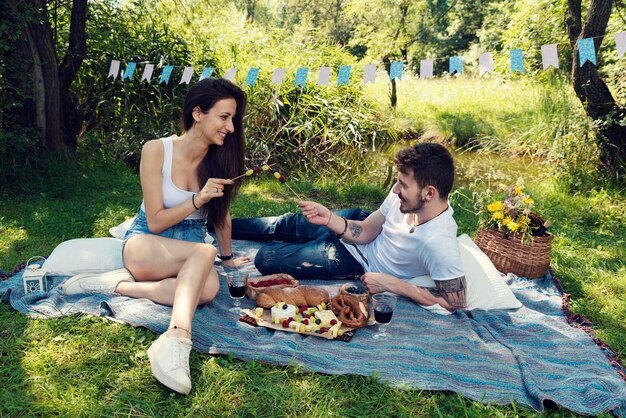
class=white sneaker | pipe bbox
[147,333,193,394]
[61,268,135,295]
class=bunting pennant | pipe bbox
[244,67,259,87]
[123,62,136,80]
[141,64,154,82]
[337,65,351,86]
[510,49,525,74]
[389,61,403,80]
[317,66,331,86]
[271,68,286,85]
[294,67,309,87]
[159,65,174,84]
[199,67,214,80]
[108,60,120,80]
[541,44,559,69]
[420,60,434,79]
[479,52,493,75]
[578,38,597,66]
[224,67,237,81]
[363,64,376,84]
[615,32,626,57]
[179,66,194,84]
[449,57,463,75]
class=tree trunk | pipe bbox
[566,0,626,172]
[58,0,88,150]
[6,0,68,154]
[246,0,256,23]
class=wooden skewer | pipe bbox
[283,182,305,201]
[230,163,277,181]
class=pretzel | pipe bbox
[256,285,329,309]
[330,294,369,328]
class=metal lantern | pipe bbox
[23,256,49,294]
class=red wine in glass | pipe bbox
[372,293,397,339]
[226,272,248,312]
[374,306,393,323]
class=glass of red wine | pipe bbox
[226,271,248,313]
[372,293,397,339]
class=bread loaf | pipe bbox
[256,285,330,309]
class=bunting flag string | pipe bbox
[106,31,625,87]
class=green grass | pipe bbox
[1,147,624,417]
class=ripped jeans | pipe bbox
[231,209,370,280]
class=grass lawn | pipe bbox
[1,149,624,417]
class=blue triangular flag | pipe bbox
[578,38,597,66]
[159,66,174,85]
[123,62,136,81]
[245,67,260,87]
[389,61,403,80]
[449,57,463,75]
[294,67,309,87]
[199,67,214,80]
[337,65,351,86]
[510,49,525,74]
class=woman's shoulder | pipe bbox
[141,138,166,158]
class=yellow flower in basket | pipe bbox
[487,201,504,212]
[475,178,550,243]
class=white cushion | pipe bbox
[42,238,124,276]
[109,217,135,240]
[408,234,521,311]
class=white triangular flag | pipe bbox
[420,60,434,79]
[271,68,286,85]
[615,32,626,57]
[108,60,120,80]
[179,66,194,84]
[541,44,559,69]
[318,67,331,86]
[141,64,154,82]
[224,67,237,81]
[363,64,376,84]
[479,52,493,75]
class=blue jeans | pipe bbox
[124,209,206,243]
[231,209,370,280]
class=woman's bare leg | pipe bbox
[119,234,219,335]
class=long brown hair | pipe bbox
[180,78,247,228]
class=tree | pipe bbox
[566,0,626,172]
[3,0,87,154]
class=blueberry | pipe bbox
[282,304,288,310]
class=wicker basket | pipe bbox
[474,228,553,279]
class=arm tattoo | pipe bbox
[348,221,362,239]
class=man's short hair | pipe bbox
[394,143,455,198]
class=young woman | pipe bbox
[62,78,249,394]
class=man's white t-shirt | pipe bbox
[341,187,464,282]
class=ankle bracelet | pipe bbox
[168,325,192,336]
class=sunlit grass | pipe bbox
[1,137,624,417]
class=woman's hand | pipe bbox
[196,178,234,206]
[298,201,332,226]
[221,256,251,269]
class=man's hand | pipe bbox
[298,201,332,226]
[360,272,403,294]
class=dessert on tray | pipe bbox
[245,273,299,300]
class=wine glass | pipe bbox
[372,293,397,339]
[226,271,248,313]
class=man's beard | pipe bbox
[399,196,427,214]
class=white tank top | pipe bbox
[140,136,203,220]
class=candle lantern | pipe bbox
[23,256,49,294]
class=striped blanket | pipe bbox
[1,242,625,416]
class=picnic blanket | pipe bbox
[2,240,626,417]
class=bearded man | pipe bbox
[230,143,466,312]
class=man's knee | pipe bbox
[254,247,280,275]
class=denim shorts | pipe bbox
[124,208,206,243]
